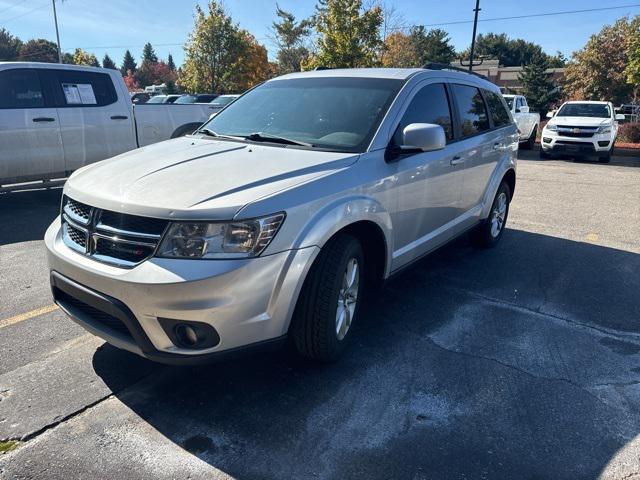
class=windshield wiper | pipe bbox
[197,129,245,141]
[244,132,314,148]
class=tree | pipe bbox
[231,32,271,91]
[564,17,635,105]
[180,1,247,93]
[519,54,559,118]
[142,42,158,63]
[381,31,417,67]
[73,48,99,67]
[19,39,58,63]
[304,0,383,69]
[167,53,176,71]
[461,33,546,66]
[121,50,137,75]
[62,52,75,64]
[135,60,177,88]
[626,16,640,88]
[102,53,117,69]
[408,26,456,65]
[271,5,311,74]
[0,28,22,61]
[122,69,138,91]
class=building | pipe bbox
[450,59,565,94]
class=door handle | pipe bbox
[450,156,465,166]
[32,117,55,122]
[493,142,502,151]
[110,115,128,120]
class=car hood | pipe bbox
[64,136,358,220]
[548,116,611,127]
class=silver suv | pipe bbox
[45,67,518,364]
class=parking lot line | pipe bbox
[0,304,59,329]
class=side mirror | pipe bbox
[519,106,530,114]
[546,111,555,119]
[615,114,626,121]
[402,123,446,152]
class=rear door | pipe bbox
[450,83,500,214]
[48,69,136,173]
[0,68,64,183]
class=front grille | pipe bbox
[61,195,169,268]
[557,125,597,138]
[55,289,132,339]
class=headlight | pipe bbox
[545,124,558,132]
[597,125,611,134]
[156,213,285,259]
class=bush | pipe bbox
[618,122,640,143]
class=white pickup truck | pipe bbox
[503,94,540,149]
[0,62,216,187]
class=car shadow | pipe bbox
[518,145,640,167]
[93,228,640,479]
[0,188,63,246]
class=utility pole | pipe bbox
[52,0,62,63]
[468,0,481,72]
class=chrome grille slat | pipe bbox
[61,196,169,269]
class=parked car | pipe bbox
[540,100,624,162]
[130,92,150,104]
[145,94,182,104]
[175,93,218,104]
[503,94,540,149]
[209,94,240,109]
[0,63,218,186]
[46,66,518,364]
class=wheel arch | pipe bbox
[170,122,204,138]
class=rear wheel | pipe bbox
[291,234,365,362]
[472,182,511,248]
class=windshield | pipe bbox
[201,77,403,153]
[557,103,611,118]
[175,95,196,104]
[146,95,166,104]
[504,97,514,109]
[210,95,237,107]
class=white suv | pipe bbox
[46,66,518,364]
[541,101,624,163]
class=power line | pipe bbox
[0,1,50,24]
[0,0,28,17]
[422,4,640,27]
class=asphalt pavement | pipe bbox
[0,148,639,479]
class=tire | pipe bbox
[598,142,614,163]
[291,233,365,362]
[472,182,511,248]
[170,123,202,138]
[522,126,537,150]
[539,149,551,159]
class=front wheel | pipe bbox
[522,126,537,150]
[291,234,365,362]
[472,182,511,248]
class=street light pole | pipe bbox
[468,0,481,72]
[52,0,62,63]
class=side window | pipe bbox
[484,90,512,128]
[0,69,45,109]
[452,84,490,137]
[515,97,523,111]
[54,70,118,107]
[394,83,453,144]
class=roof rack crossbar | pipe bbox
[421,62,488,80]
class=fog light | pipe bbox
[158,318,221,350]
[175,324,199,347]
[543,137,552,143]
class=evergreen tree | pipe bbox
[0,28,22,61]
[408,26,456,65]
[102,53,117,70]
[121,50,137,75]
[272,5,311,74]
[142,42,158,63]
[167,53,176,71]
[519,55,558,118]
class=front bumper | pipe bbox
[45,217,319,364]
[541,131,614,156]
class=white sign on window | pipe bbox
[62,83,97,105]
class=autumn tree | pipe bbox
[135,60,178,88]
[304,0,383,69]
[520,54,559,118]
[564,17,636,104]
[380,31,416,67]
[180,1,247,93]
[19,39,58,62]
[73,48,99,67]
[122,70,138,91]
[121,50,137,75]
[626,16,640,89]
[102,53,117,69]
[271,5,311,74]
[0,28,22,61]
[231,32,271,91]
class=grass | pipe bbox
[0,440,19,454]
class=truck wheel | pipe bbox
[472,182,511,249]
[170,123,203,138]
[522,126,537,150]
[539,149,551,159]
[598,142,614,163]
[291,233,364,362]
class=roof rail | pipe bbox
[314,66,332,71]
[422,62,488,80]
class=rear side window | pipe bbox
[394,83,453,143]
[452,84,490,137]
[53,70,118,107]
[0,69,45,109]
[484,90,512,128]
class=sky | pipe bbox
[1,0,639,67]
